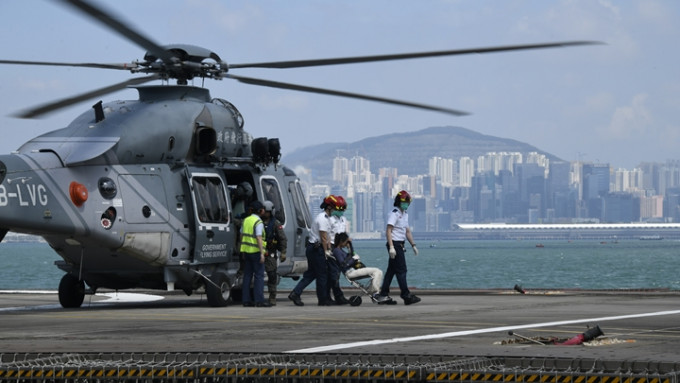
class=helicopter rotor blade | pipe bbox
[0,59,137,71]
[57,0,175,64]
[227,74,469,116]
[15,75,159,119]
[228,41,603,69]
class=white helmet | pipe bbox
[263,200,275,214]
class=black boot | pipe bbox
[335,296,350,305]
[403,294,421,305]
[288,292,304,306]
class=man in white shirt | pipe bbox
[288,196,335,306]
[378,190,421,305]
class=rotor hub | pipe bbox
[140,44,228,84]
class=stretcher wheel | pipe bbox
[349,295,362,306]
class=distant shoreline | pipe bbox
[4,230,678,243]
[1,233,47,243]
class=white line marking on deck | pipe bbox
[287,309,680,353]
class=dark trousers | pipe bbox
[380,241,410,298]
[326,261,345,301]
[293,244,329,304]
[242,252,265,304]
[264,255,278,298]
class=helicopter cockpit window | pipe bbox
[261,177,285,224]
[192,176,229,224]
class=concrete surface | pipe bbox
[0,289,679,364]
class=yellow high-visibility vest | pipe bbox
[240,214,266,253]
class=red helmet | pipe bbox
[335,195,347,211]
[394,190,411,206]
[320,195,339,209]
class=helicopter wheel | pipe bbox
[58,274,85,308]
[206,273,231,307]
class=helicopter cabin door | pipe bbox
[186,170,235,264]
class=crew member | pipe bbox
[240,200,271,307]
[262,200,287,306]
[288,195,334,306]
[378,190,421,305]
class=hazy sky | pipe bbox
[1,0,678,170]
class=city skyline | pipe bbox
[302,151,680,233]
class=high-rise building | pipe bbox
[422,175,437,199]
[350,156,370,174]
[428,156,455,186]
[582,163,611,199]
[640,195,664,220]
[663,187,680,221]
[332,156,349,184]
[354,192,376,232]
[547,161,575,220]
[613,168,644,193]
[603,192,638,223]
[458,157,474,187]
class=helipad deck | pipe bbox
[1,289,679,382]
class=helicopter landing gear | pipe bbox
[206,273,231,307]
[58,274,85,308]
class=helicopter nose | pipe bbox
[0,160,5,185]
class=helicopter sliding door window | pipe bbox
[191,176,229,224]
[290,181,311,229]
[260,177,285,224]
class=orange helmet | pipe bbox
[393,190,411,206]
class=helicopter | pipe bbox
[0,0,599,308]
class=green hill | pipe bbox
[282,126,560,181]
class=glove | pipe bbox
[388,246,396,259]
[325,249,332,259]
[412,244,419,256]
[280,252,287,262]
[352,254,360,260]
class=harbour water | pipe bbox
[1,239,678,291]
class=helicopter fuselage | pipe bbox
[0,85,312,307]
